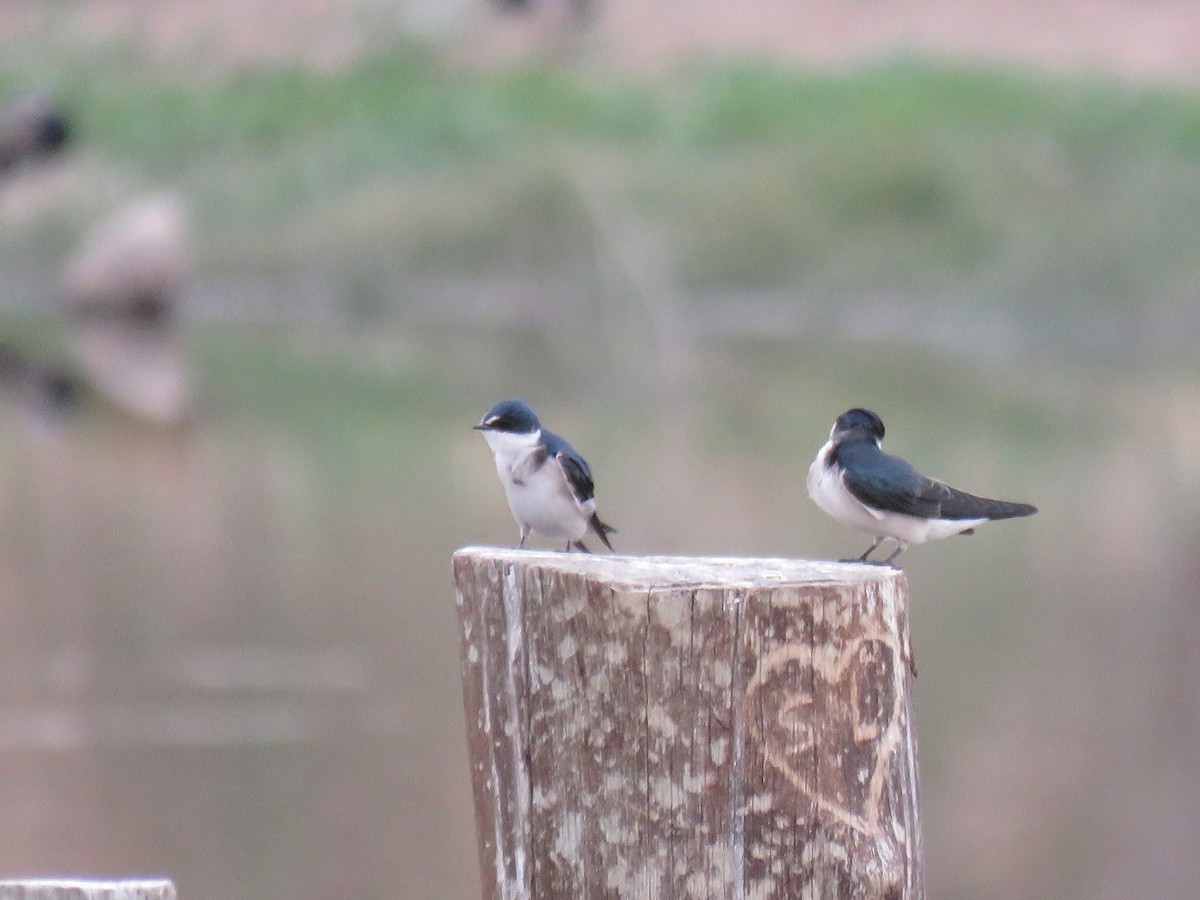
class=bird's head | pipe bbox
[474,398,542,436]
[831,408,885,444]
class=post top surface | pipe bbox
[0,881,177,899]
[0,881,175,888]
[454,547,906,591]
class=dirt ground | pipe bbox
[7,0,1200,84]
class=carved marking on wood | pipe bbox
[745,629,903,836]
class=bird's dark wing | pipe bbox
[837,440,1037,521]
[836,440,943,518]
[542,429,596,503]
[921,481,1038,520]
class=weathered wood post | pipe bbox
[0,880,176,900]
[454,548,923,899]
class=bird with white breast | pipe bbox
[808,408,1036,567]
[475,398,616,553]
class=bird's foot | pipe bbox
[839,557,900,568]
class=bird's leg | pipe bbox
[857,537,884,561]
[880,540,908,568]
[517,525,530,549]
[841,536,883,564]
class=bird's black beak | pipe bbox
[472,423,488,430]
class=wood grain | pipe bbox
[455,548,923,899]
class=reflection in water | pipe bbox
[0,390,478,899]
[62,193,193,425]
[0,326,1194,900]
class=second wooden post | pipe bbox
[454,549,923,899]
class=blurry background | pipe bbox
[0,1,1199,898]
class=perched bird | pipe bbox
[474,398,616,552]
[807,408,1037,566]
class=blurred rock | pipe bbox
[62,194,193,425]
[64,193,189,319]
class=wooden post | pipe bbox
[454,548,923,900]
[0,881,176,900]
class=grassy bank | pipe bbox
[3,47,1200,356]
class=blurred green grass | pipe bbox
[4,49,1200,355]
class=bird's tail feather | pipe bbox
[589,513,616,551]
[979,499,1038,520]
[944,493,1038,520]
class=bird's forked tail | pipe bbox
[589,512,617,551]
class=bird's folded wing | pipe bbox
[837,443,944,519]
[923,480,1037,519]
[540,428,597,504]
[840,442,1035,521]
[555,451,596,504]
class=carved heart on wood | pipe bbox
[743,632,904,835]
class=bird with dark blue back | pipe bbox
[807,408,1037,567]
[474,398,616,552]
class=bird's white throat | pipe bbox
[482,427,541,467]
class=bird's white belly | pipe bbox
[870,509,986,544]
[807,452,884,533]
[807,443,985,545]
[500,458,590,542]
